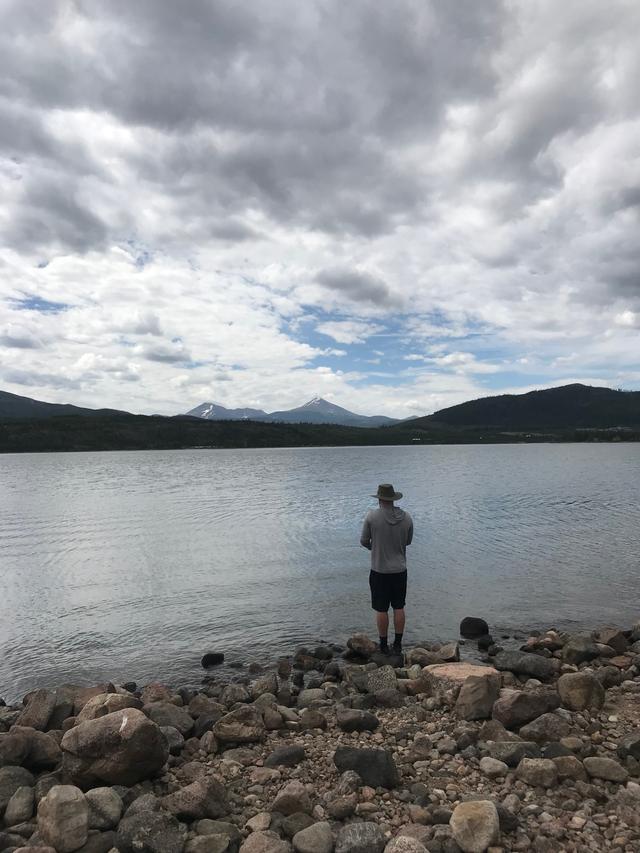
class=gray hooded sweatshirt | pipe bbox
[360,506,413,574]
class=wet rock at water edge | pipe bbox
[460,617,489,639]
[202,652,225,668]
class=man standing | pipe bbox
[360,483,413,654]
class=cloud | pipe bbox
[0,1,639,415]
[315,268,400,307]
[316,320,382,345]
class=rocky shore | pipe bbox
[2,619,640,853]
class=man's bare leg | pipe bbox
[376,610,389,651]
[392,608,405,651]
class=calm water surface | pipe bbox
[1,444,639,700]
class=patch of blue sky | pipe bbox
[123,239,153,269]
[9,293,70,313]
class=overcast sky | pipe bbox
[1,0,639,417]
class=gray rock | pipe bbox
[479,757,508,778]
[61,708,169,788]
[16,689,57,731]
[0,729,31,767]
[374,688,404,708]
[251,673,279,699]
[272,780,311,816]
[116,808,187,853]
[213,706,265,743]
[9,726,62,771]
[562,635,601,665]
[162,777,229,819]
[482,741,541,767]
[38,785,89,853]
[296,689,326,709]
[0,766,35,812]
[450,800,500,853]
[515,757,558,788]
[460,617,489,639]
[557,672,605,711]
[238,831,292,852]
[519,712,571,743]
[334,746,399,789]
[292,821,333,853]
[85,787,123,830]
[144,701,194,736]
[334,770,362,795]
[617,729,640,760]
[281,812,314,839]
[492,689,560,729]
[493,651,558,680]
[264,745,306,768]
[221,684,250,706]
[384,838,428,853]
[76,693,143,722]
[4,785,34,825]
[336,709,379,732]
[186,835,237,853]
[335,821,386,853]
[346,634,377,658]
[161,725,185,755]
[455,673,500,721]
[596,627,629,655]
[552,755,588,782]
[583,756,629,783]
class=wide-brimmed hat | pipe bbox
[372,483,403,501]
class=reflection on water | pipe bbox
[1,444,639,700]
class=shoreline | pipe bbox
[2,620,640,852]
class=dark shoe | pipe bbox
[392,642,402,655]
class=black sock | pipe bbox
[379,636,389,650]
[393,633,403,647]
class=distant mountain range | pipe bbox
[0,389,127,419]
[2,384,640,435]
[185,396,399,428]
[413,383,640,430]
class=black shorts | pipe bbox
[369,570,407,612]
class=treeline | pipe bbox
[1,414,639,453]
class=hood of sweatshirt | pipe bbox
[381,506,405,525]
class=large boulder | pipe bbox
[16,689,57,731]
[557,672,606,711]
[61,708,169,788]
[450,800,500,853]
[77,693,143,722]
[37,785,89,853]
[213,706,265,744]
[334,746,399,789]
[455,673,500,720]
[493,651,558,681]
[492,689,560,729]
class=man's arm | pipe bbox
[360,516,372,550]
[406,516,413,547]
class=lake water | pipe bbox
[1,444,639,701]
